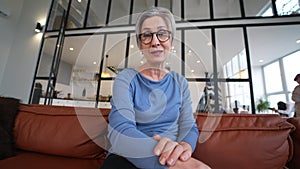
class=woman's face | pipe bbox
[139,16,172,66]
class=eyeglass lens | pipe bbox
[140,30,171,44]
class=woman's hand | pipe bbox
[153,134,193,166]
[169,157,211,169]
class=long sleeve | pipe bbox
[107,69,166,169]
[173,74,199,151]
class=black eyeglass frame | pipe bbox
[138,30,172,45]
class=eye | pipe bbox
[142,32,152,38]
[157,30,168,36]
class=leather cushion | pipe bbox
[14,104,110,159]
[192,113,295,169]
[0,150,105,169]
[0,97,20,159]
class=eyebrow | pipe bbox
[141,26,168,32]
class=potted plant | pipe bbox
[256,98,270,112]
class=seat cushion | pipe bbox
[192,113,295,169]
[0,150,105,169]
[14,104,110,159]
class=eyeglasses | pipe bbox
[139,30,171,45]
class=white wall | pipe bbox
[0,0,51,103]
[0,0,24,88]
[251,66,265,102]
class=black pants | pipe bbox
[99,154,138,169]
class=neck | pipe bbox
[137,63,169,81]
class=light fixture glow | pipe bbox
[296,39,300,44]
[69,47,74,51]
[93,61,97,65]
[259,59,264,63]
[101,55,110,78]
[101,72,110,78]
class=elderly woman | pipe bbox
[100,7,210,169]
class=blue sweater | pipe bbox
[107,68,199,169]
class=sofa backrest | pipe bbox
[192,113,295,169]
[14,104,110,159]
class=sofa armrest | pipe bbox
[14,104,110,159]
[286,117,300,169]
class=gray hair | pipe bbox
[135,7,176,48]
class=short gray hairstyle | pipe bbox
[135,7,176,48]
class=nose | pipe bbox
[151,33,160,47]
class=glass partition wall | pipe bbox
[30,0,300,114]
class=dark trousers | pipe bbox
[99,154,138,169]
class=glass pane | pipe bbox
[56,35,104,104]
[185,29,212,78]
[104,33,128,77]
[108,0,131,25]
[194,81,251,114]
[283,50,300,92]
[189,82,206,113]
[98,80,113,108]
[263,61,283,93]
[31,79,49,104]
[37,38,57,77]
[168,30,182,74]
[128,34,142,69]
[171,0,182,21]
[158,0,171,9]
[215,28,246,79]
[213,0,241,18]
[66,0,88,29]
[46,0,70,31]
[276,0,300,16]
[268,94,286,110]
[86,0,109,27]
[184,0,210,20]
[244,0,272,17]
[132,0,155,24]
[224,82,252,114]
[247,25,300,102]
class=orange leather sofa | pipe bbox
[0,99,299,169]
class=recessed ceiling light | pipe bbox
[77,0,82,2]
[296,39,300,44]
[130,44,134,48]
[191,69,195,73]
[93,61,97,65]
[196,60,201,63]
[259,59,264,63]
[69,47,74,51]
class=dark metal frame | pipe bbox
[29,0,300,113]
